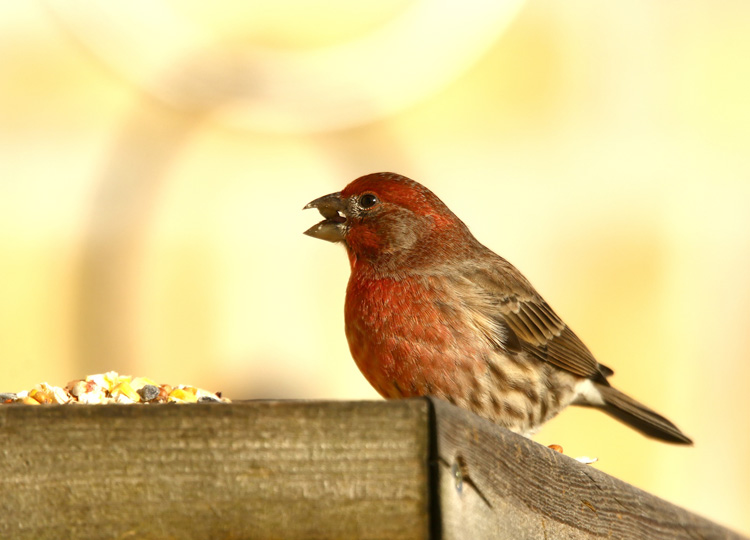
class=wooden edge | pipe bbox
[427,396,746,540]
[0,400,432,540]
[425,395,443,540]
[1,398,745,540]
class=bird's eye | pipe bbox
[359,193,379,209]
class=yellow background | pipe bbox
[2,1,749,535]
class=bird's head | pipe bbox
[304,172,473,271]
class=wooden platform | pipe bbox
[0,398,744,539]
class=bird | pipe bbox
[303,172,692,444]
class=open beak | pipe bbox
[303,192,347,243]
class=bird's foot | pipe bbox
[547,444,598,464]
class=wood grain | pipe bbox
[431,397,743,539]
[0,400,430,540]
[0,398,744,540]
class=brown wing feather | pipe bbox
[466,259,604,380]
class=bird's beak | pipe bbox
[303,191,347,243]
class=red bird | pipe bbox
[304,172,691,444]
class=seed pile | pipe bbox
[0,371,229,405]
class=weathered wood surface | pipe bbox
[431,398,743,539]
[1,400,430,540]
[0,398,745,540]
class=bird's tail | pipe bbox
[594,384,693,445]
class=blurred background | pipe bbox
[2,0,749,534]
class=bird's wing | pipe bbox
[465,260,606,380]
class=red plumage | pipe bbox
[305,172,691,444]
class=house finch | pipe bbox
[304,172,691,444]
